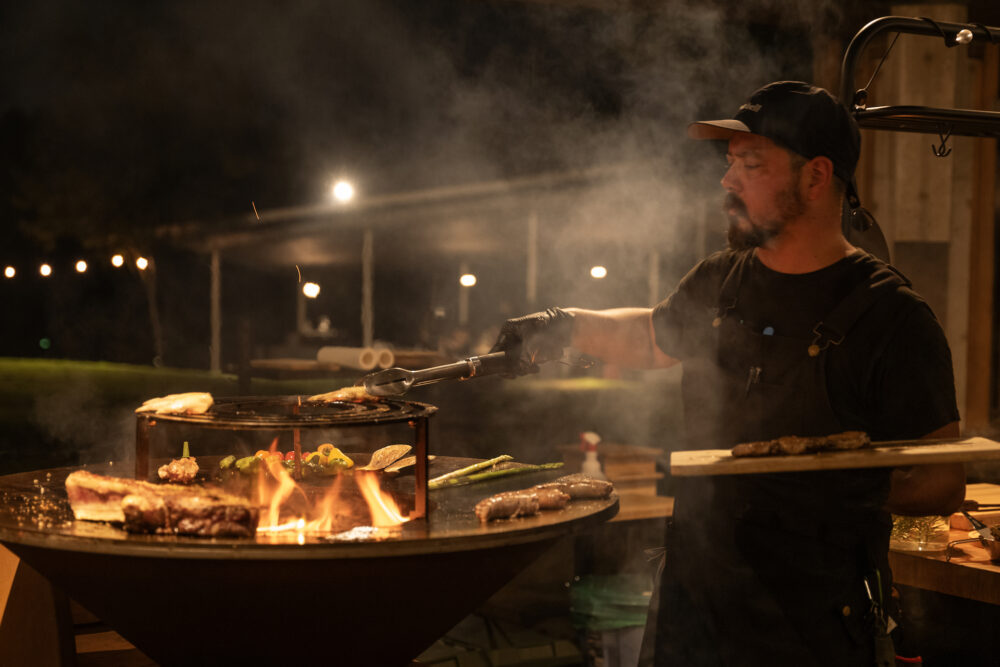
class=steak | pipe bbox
[122,490,259,538]
[65,470,259,537]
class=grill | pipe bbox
[135,395,436,519]
[0,395,618,665]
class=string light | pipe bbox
[3,266,14,279]
[136,257,149,270]
[590,266,607,279]
[39,263,52,277]
[302,282,321,298]
[75,260,88,273]
[111,254,124,267]
[459,273,477,287]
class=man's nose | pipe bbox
[721,164,739,192]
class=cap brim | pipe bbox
[687,119,751,141]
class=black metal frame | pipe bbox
[840,16,1000,137]
[134,395,436,519]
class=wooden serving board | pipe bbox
[670,437,1000,476]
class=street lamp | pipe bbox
[331,180,355,203]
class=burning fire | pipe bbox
[254,438,408,541]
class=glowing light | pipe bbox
[39,338,51,350]
[302,282,321,298]
[459,273,477,287]
[136,257,149,270]
[331,180,355,203]
[75,260,88,273]
[3,266,14,279]
[39,263,52,277]
[111,254,124,267]
[590,265,608,279]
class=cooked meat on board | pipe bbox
[474,474,611,522]
[730,431,871,457]
[65,470,259,537]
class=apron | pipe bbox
[644,250,905,667]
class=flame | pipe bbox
[254,440,408,539]
[356,472,407,527]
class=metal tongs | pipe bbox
[947,509,1000,562]
[362,351,510,397]
[961,509,995,541]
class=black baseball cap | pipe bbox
[688,81,862,208]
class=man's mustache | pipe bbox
[724,193,748,219]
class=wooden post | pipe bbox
[965,43,999,431]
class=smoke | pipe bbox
[32,379,136,467]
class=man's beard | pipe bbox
[725,183,807,251]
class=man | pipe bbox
[490,81,963,666]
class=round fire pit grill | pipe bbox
[0,394,619,667]
[135,395,438,519]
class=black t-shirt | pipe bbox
[652,249,960,442]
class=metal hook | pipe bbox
[932,127,953,157]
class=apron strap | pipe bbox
[714,250,755,326]
[808,257,910,357]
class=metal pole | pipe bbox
[210,250,221,373]
[362,229,374,347]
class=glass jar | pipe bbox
[889,514,950,552]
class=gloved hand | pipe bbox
[489,307,575,376]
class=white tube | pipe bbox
[376,347,395,369]
[317,346,378,370]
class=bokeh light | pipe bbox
[3,266,14,279]
[75,260,88,273]
[331,180,355,203]
[111,254,124,267]
[302,282,321,298]
[136,257,149,270]
[590,265,608,279]
[459,273,477,287]
[39,263,52,277]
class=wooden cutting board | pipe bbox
[670,437,1000,476]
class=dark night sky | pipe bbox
[0,0,875,241]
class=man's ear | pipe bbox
[802,156,834,200]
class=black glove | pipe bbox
[489,307,575,376]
